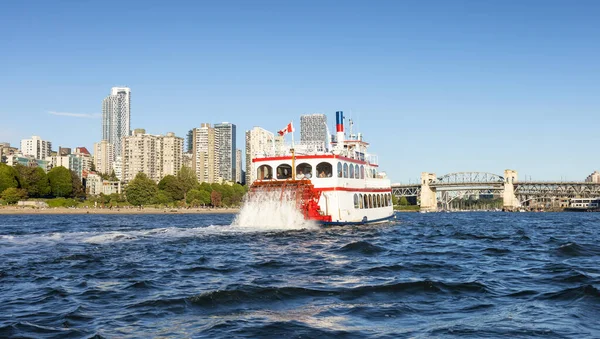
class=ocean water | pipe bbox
[1,212,599,338]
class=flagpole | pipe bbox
[291,121,295,148]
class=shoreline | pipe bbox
[0,207,240,215]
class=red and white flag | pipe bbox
[278,122,294,136]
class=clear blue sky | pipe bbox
[1,0,598,183]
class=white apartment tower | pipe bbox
[245,127,275,185]
[20,136,52,160]
[192,123,217,183]
[300,114,328,147]
[121,129,183,183]
[102,87,131,160]
[93,140,114,175]
[215,122,236,182]
[235,149,242,183]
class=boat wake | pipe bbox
[231,190,318,231]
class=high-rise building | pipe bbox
[235,149,242,184]
[215,122,236,182]
[186,129,194,154]
[585,171,600,183]
[93,140,114,175]
[300,114,327,148]
[160,132,184,177]
[121,129,183,183]
[20,136,52,160]
[245,127,275,184]
[102,87,131,160]
[192,123,217,183]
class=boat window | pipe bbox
[386,194,391,207]
[276,164,292,179]
[349,163,354,179]
[363,194,368,209]
[337,162,342,178]
[354,194,359,209]
[375,194,379,208]
[388,194,392,206]
[369,194,373,209]
[316,162,333,178]
[296,163,312,179]
[257,165,273,180]
[354,164,359,179]
[343,163,348,178]
[359,194,364,209]
[372,169,377,178]
[360,165,364,179]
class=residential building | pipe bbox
[235,149,242,183]
[102,87,131,160]
[1,143,18,163]
[7,155,49,171]
[186,129,194,154]
[86,173,122,196]
[86,173,103,196]
[192,123,217,183]
[113,156,122,181]
[20,136,52,160]
[585,171,600,183]
[245,127,275,184]
[300,114,327,149]
[74,147,92,174]
[182,152,193,170]
[94,140,114,175]
[215,122,236,182]
[160,132,184,177]
[58,147,71,156]
[121,129,183,183]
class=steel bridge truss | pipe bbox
[433,172,504,186]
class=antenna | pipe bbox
[349,118,354,139]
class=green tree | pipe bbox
[71,170,86,199]
[155,190,173,205]
[1,187,27,204]
[158,175,185,201]
[14,165,50,198]
[187,189,212,206]
[399,196,409,206]
[392,195,399,206]
[198,182,213,193]
[47,167,73,198]
[0,163,21,193]
[176,166,197,198]
[125,172,158,206]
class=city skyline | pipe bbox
[1,1,599,183]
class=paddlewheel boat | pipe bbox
[249,111,395,225]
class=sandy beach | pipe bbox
[0,206,240,215]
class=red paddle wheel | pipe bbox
[249,179,332,223]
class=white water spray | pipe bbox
[231,189,318,230]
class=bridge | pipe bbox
[392,170,600,211]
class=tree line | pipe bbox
[0,164,84,204]
[125,167,247,207]
[0,163,247,207]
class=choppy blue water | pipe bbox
[1,212,600,338]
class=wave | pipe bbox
[538,284,600,301]
[338,241,386,254]
[555,242,600,257]
[0,224,314,246]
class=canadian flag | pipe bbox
[278,122,294,136]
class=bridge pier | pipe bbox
[503,169,519,210]
[420,172,437,212]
